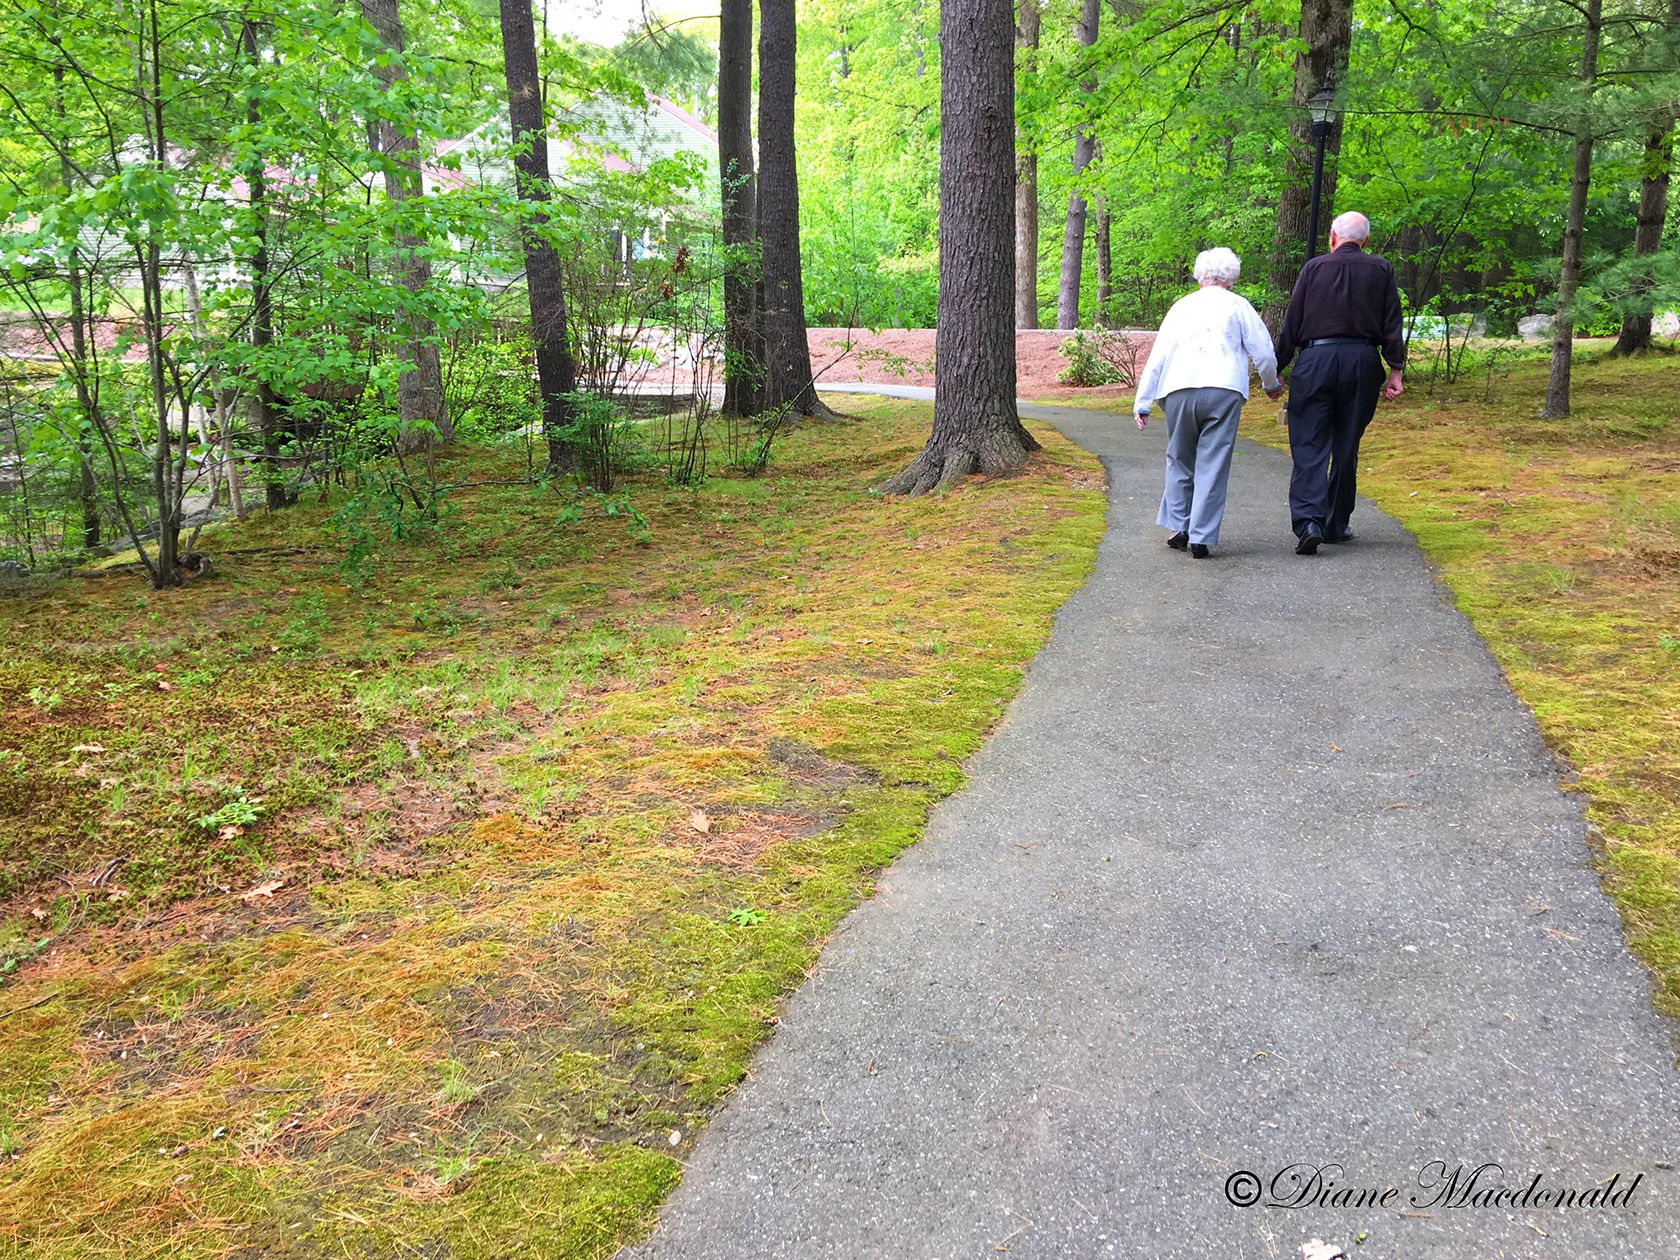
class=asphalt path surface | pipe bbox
[626,387,1680,1259]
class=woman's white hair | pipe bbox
[1193,247,1242,286]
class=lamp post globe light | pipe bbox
[1305,83,1338,261]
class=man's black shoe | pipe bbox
[1325,528,1355,544]
[1167,531,1189,551]
[1190,543,1210,559]
[1296,524,1325,555]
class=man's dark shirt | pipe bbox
[1275,243,1406,372]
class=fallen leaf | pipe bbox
[29,907,47,921]
[70,743,106,754]
[106,889,130,902]
[218,825,244,841]
[239,878,285,902]
[688,809,711,835]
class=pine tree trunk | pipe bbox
[1613,68,1675,357]
[879,0,1039,496]
[1541,0,1602,419]
[1262,0,1352,328]
[719,0,763,414]
[1054,0,1099,330]
[758,0,830,418]
[1094,151,1111,327]
[1014,0,1040,329]
[363,0,452,450]
[499,0,579,472]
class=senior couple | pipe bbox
[1132,211,1406,558]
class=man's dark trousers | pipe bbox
[1285,340,1383,539]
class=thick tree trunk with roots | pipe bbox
[1541,0,1602,419]
[1262,0,1352,328]
[758,0,833,418]
[499,0,579,472]
[1054,0,1098,330]
[1014,0,1040,329]
[363,0,452,451]
[879,0,1039,497]
[719,0,763,414]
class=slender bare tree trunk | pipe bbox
[1541,0,1603,418]
[758,0,832,418]
[241,19,295,511]
[1054,0,1099,330]
[719,0,763,414]
[879,0,1039,496]
[1014,0,1041,329]
[55,62,99,550]
[1263,0,1353,327]
[499,0,579,472]
[362,0,452,450]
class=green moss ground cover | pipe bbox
[0,398,1105,1258]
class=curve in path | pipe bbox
[628,389,1680,1259]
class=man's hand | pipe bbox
[1135,410,1149,430]
[1264,384,1285,401]
[1383,369,1404,401]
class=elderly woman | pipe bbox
[1133,247,1282,559]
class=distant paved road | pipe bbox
[626,389,1680,1259]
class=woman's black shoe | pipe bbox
[1190,543,1210,559]
[1167,531,1189,551]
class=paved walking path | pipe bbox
[629,389,1680,1259]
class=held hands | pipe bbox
[1383,369,1404,401]
[1264,383,1285,401]
[1135,410,1149,430]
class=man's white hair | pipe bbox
[1193,247,1241,286]
[1331,211,1371,243]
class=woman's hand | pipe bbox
[1135,410,1149,430]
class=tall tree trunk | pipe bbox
[363,0,452,449]
[719,0,763,415]
[241,20,295,511]
[1054,0,1099,329]
[1541,0,1603,418]
[758,0,831,417]
[1262,0,1353,327]
[1613,0,1676,358]
[141,0,180,587]
[499,0,579,472]
[1613,123,1675,355]
[1014,0,1040,329]
[1093,137,1111,326]
[879,0,1039,496]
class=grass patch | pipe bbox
[1228,353,1680,1018]
[0,398,1104,1257]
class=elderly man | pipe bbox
[1134,247,1282,558]
[1274,211,1406,554]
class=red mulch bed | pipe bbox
[808,327,1156,401]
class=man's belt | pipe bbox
[1305,337,1379,347]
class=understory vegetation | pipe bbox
[1229,352,1680,1017]
[0,398,1105,1258]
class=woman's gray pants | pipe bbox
[1155,386,1246,546]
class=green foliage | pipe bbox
[1057,332,1121,387]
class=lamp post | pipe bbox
[1305,84,1338,260]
